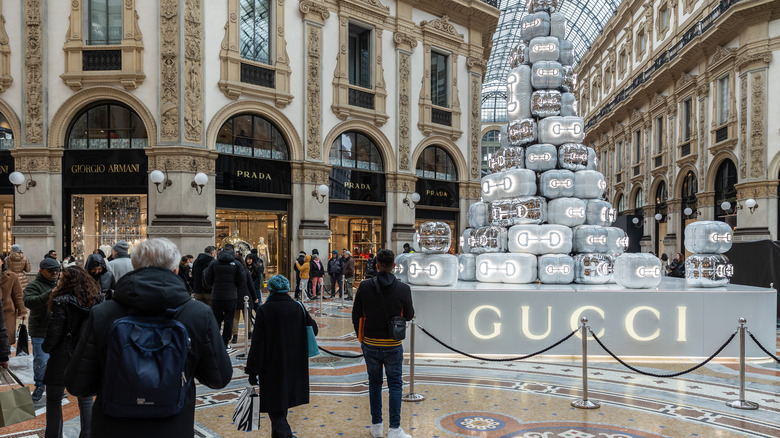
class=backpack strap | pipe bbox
[372,278,393,339]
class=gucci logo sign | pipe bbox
[548,178,573,189]
[522,19,542,29]
[516,232,563,248]
[636,266,662,278]
[536,68,560,76]
[566,207,586,218]
[532,43,557,53]
[586,235,607,245]
[552,123,583,135]
[709,233,733,243]
[528,153,553,162]
[478,261,517,277]
[546,265,571,275]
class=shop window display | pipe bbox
[215,210,288,277]
[70,194,147,262]
[329,217,382,282]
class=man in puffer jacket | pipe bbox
[295,255,311,300]
[204,243,247,348]
[6,244,31,288]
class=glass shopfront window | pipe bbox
[414,146,459,249]
[329,216,382,282]
[71,194,147,260]
[216,209,287,276]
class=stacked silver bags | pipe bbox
[683,221,734,287]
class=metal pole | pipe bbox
[571,317,600,409]
[338,276,347,309]
[236,296,250,360]
[726,318,759,410]
[402,320,425,402]
[316,280,327,316]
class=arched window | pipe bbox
[715,159,737,218]
[240,0,271,64]
[633,187,645,209]
[329,132,383,171]
[216,114,289,160]
[86,0,123,45]
[616,194,626,212]
[655,181,668,205]
[66,103,147,149]
[416,146,457,181]
[0,112,13,150]
[681,171,697,204]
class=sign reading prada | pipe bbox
[330,169,385,202]
[63,150,147,188]
[416,179,458,208]
[216,155,291,195]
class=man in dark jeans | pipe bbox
[204,243,246,350]
[327,250,342,298]
[352,249,414,438]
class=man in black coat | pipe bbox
[292,251,305,300]
[204,243,247,348]
[192,246,216,306]
[65,238,233,438]
[327,250,343,298]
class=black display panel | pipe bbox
[0,151,14,193]
[415,178,459,209]
[329,168,386,202]
[63,149,148,189]
[215,155,291,195]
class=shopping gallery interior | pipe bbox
[1,0,779,437]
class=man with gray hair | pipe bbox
[66,238,233,437]
[342,250,355,301]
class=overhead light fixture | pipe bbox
[149,165,172,193]
[312,183,329,203]
[403,192,421,210]
[191,172,208,195]
[8,166,36,194]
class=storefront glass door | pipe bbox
[329,216,382,282]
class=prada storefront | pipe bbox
[414,146,459,254]
[328,132,385,281]
[214,114,290,275]
[62,103,150,262]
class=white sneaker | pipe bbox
[370,422,383,438]
[388,427,412,438]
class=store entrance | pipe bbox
[70,194,148,261]
[216,209,288,277]
[329,216,383,282]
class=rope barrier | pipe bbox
[317,346,364,359]
[416,324,578,362]
[747,329,780,364]
[588,328,737,378]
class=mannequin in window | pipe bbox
[257,237,270,267]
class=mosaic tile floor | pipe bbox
[2,299,778,437]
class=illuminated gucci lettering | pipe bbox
[528,153,552,162]
[548,178,573,189]
[478,261,517,277]
[468,305,502,340]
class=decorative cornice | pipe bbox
[299,0,330,21]
[467,56,488,76]
[420,15,464,44]
[736,50,772,71]
[393,31,418,49]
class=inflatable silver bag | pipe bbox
[532,90,562,118]
[558,143,590,171]
[558,40,574,66]
[684,221,733,254]
[538,254,575,284]
[490,196,548,226]
[488,147,525,173]
[468,226,509,254]
[481,169,537,202]
[614,253,663,289]
[394,253,412,283]
[467,201,489,228]
[460,228,474,254]
[539,169,575,199]
[573,225,627,254]
[561,66,577,93]
[531,0,559,13]
[538,116,585,145]
[560,92,578,117]
[476,253,538,284]
[573,253,615,284]
[685,254,733,288]
[528,36,560,64]
[507,66,532,121]
[531,61,564,89]
[550,12,566,40]
[407,254,459,287]
[585,147,598,170]
[508,224,572,254]
[417,221,452,254]
[458,253,477,281]
[521,12,551,43]
[508,118,537,146]
[508,42,529,68]
[525,143,558,172]
[573,170,607,199]
[585,199,616,226]
[547,197,587,227]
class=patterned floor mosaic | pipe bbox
[2,298,778,437]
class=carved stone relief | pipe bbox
[25,0,43,145]
[470,74,480,180]
[749,71,766,179]
[0,2,12,93]
[160,0,179,142]
[306,25,322,159]
[399,52,411,170]
[184,0,203,143]
[739,74,747,179]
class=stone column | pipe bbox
[293,162,330,263]
[697,191,715,221]
[665,199,681,254]
[388,174,418,254]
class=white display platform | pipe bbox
[408,277,777,358]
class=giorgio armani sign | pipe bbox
[63,149,147,189]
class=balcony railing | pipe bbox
[82,50,121,71]
[240,62,275,88]
[586,0,743,130]
[715,126,729,143]
[348,88,375,110]
[432,108,453,127]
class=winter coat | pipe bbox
[23,273,57,338]
[178,263,193,292]
[0,270,25,344]
[296,255,311,280]
[192,252,214,295]
[107,253,133,281]
[246,255,264,293]
[310,259,324,278]
[65,267,233,438]
[203,250,246,301]
[0,300,9,363]
[670,260,685,278]
[327,257,343,276]
[42,293,103,386]
[6,252,31,288]
[293,254,305,283]
[236,267,258,311]
[342,256,356,278]
[366,257,377,278]
[245,293,318,412]
[352,272,415,341]
[85,254,116,297]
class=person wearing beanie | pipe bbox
[246,275,317,437]
[6,244,31,289]
[23,258,61,401]
[107,240,133,281]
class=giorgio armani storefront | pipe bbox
[414,145,459,254]
[214,113,291,276]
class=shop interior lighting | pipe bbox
[403,192,421,210]
[191,172,208,195]
[149,165,172,193]
[312,183,329,203]
[8,165,37,194]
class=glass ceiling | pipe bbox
[482,0,624,123]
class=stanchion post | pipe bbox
[571,317,600,409]
[236,296,250,360]
[338,277,347,309]
[402,320,425,402]
[726,318,759,410]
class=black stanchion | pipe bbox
[726,318,759,410]
[571,317,599,409]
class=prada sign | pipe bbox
[215,155,291,195]
[63,149,147,189]
[416,179,459,208]
[330,169,386,202]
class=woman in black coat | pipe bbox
[245,275,317,438]
[85,253,115,299]
[43,266,103,438]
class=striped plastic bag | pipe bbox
[232,386,260,431]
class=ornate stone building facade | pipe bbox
[576,0,780,256]
[0,0,498,279]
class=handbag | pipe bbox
[0,368,36,427]
[15,320,29,356]
[232,386,260,431]
[298,302,319,357]
[373,278,407,341]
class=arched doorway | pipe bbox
[680,171,698,256]
[714,159,737,228]
[0,111,14,255]
[328,131,386,281]
[213,113,292,276]
[63,102,149,261]
[655,181,668,256]
[414,145,459,253]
